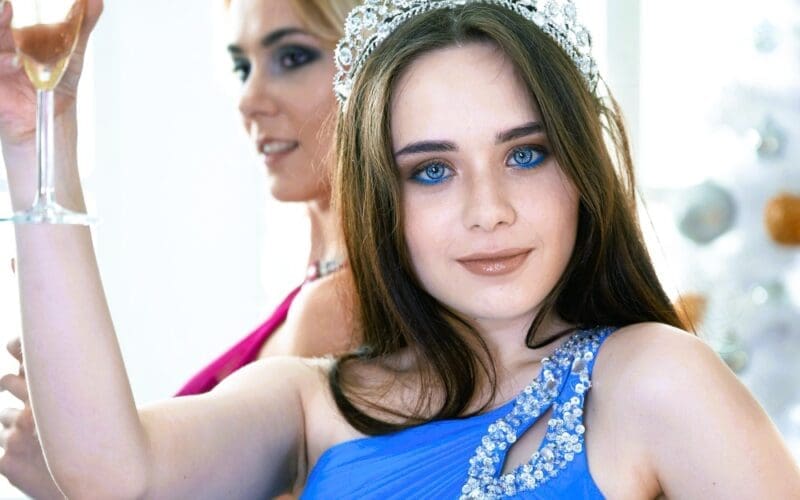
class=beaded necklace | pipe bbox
[305,258,346,283]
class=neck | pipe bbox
[472,312,574,390]
[306,196,344,267]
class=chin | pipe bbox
[441,295,541,326]
[468,307,538,325]
[267,180,328,203]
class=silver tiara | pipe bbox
[333,0,599,107]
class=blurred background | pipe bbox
[0,0,798,496]
[635,0,800,465]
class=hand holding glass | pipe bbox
[1,0,93,224]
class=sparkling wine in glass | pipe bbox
[1,0,94,224]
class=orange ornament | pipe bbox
[674,293,708,332]
[765,193,800,246]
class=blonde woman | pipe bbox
[0,0,358,497]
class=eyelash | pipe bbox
[231,45,320,83]
[275,45,319,70]
[508,144,548,169]
[232,59,250,82]
[410,161,453,185]
[409,145,549,185]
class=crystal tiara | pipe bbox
[333,0,600,107]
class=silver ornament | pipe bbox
[751,116,787,160]
[676,181,737,245]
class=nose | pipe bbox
[462,170,516,232]
[238,69,280,123]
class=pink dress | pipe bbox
[174,286,302,396]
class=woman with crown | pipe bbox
[2,0,799,498]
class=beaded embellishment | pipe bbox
[460,327,613,498]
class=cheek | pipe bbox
[286,64,337,133]
[539,180,580,261]
[291,93,336,164]
[511,171,579,266]
[402,194,452,278]
[295,88,335,126]
[403,201,429,263]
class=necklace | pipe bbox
[305,258,345,282]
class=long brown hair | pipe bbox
[332,3,683,435]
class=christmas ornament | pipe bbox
[753,20,779,53]
[674,292,708,331]
[751,116,787,160]
[765,192,800,245]
[676,181,737,244]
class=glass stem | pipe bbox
[35,88,56,208]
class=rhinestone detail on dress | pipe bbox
[459,327,613,499]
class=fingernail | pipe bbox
[11,54,19,68]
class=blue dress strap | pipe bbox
[460,326,615,498]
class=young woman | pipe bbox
[3,0,800,498]
[0,0,358,497]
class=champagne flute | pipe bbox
[1,0,94,224]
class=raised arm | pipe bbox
[1,2,306,497]
[133,358,309,499]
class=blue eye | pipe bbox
[410,162,453,185]
[507,145,547,169]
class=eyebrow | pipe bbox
[394,141,457,157]
[227,27,310,54]
[394,121,544,157]
[496,122,543,143]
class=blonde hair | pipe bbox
[289,0,360,46]
[223,0,360,47]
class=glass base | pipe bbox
[0,202,97,225]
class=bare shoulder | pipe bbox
[593,322,710,393]
[594,322,758,419]
[282,270,359,357]
[590,323,713,420]
[592,323,800,497]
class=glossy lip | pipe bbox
[456,247,533,277]
[257,137,299,167]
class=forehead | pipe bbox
[227,0,303,41]
[390,43,540,145]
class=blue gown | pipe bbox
[302,327,615,499]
